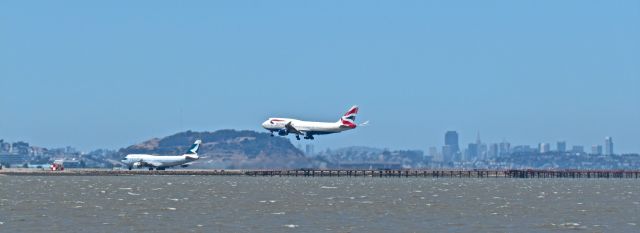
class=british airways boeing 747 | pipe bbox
[262,106,360,140]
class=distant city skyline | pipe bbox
[427,130,628,165]
[1,1,638,152]
[0,132,632,158]
[3,132,639,170]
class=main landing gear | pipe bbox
[304,135,315,140]
[295,135,301,140]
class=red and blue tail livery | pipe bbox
[262,105,361,140]
[340,106,359,129]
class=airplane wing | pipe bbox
[285,122,304,135]
[138,160,162,167]
[147,161,163,167]
[180,162,198,167]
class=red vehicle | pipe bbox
[50,161,64,171]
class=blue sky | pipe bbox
[1,0,638,153]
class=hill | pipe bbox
[118,130,309,169]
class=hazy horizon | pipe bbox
[1,1,638,153]
[0,127,630,154]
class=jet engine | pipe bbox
[278,129,288,136]
[132,162,143,168]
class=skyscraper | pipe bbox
[444,131,459,162]
[478,144,487,160]
[557,141,566,152]
[488,143,499,158]
[475,132,487,160]
[429,147,441,162]
[604,137,614,155]
[591,145,603,155]
[539,143,550,154]
[466,143,478,160]
[444,131,459,153]
[442,145,453,163]
[572,146,585,154]
[499,141,511,157]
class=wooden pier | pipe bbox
[1,168,640,178]
[244,169,640,179]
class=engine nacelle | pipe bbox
[278,129,288,136]
[133,162,143,168]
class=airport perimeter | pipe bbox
[2,168,640,179]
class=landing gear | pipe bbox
[148,167,153,171]
[278,130,288,136]
[295,135,301,140]
[304,135,315,140]
[128,166,132,170]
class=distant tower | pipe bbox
[539,143,550,154]
[429,147,442,163]
[572,145,585,154]
[488,143,499,158]
[442,145,453,163]
[476,132,488,159]
[591,145,603,155]
[557,141,566,152]
[466,143,478,161]
[444,131,459,153]
[444,131,459,162]
[499,140,511,157]
[604,137,614,155]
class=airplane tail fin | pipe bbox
[339,105,358,129]
[185,140,202,159]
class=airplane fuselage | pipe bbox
[262,118,352,137]
[121,139,202,170]
[122,154,197,169]
[262,106,359,140]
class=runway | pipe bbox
[0,168,243,176]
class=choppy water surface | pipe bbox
[1,176,639,232]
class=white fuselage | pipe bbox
[122,154,197,168]
[262,118,350,135]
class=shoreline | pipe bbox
[1,168,640,178]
